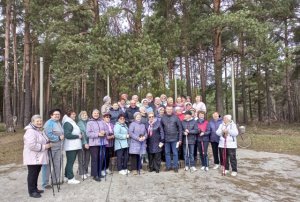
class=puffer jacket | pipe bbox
[109,108,123,125]
[23,124,49,165]
[207,118,223,143]
[216,121,239,148]
[125,107,140,125]
[181,119,199,145]
[161,114,182,142]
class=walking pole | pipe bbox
[58,141,63,190]
[48,150,55,196]
[222,138,227,176]
[99,138,103,182]
[49,147,59,192]
[81,148,85,181]
[126,146,129,177]
[201,141,206,171]
[138,139,144,175]
[104,146,107,181]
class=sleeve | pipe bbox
[129,123,139,141]
[64,122,79,139]
[206,122,212,137]
[114,124,127,140]
[176,117,183,142]
[216,124,223,136]
[86,121,99,138]
[44,121,59,142]
[78,121,87,145]
[228,123,239,137]
[201,103,207,113]
[24,130,45,152]
[189,122,199,135]
[159,122,165,142]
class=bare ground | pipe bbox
[0,149,299,202]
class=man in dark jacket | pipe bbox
[181,110,199,172]
[207,112,223,169]
[125,100,139,126]
[160,106,182,172]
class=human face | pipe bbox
[154,97,161,105]
[146,93,153,102]
[135,114,142,122]
[181,97,186,103]
[70,112,76,120]
[112,103,119,110]
[223,116,229,124]
[186,104,192,110]
[130,100,137,108]
[176,97,182,103]
[120,99,125,105]
[184,114,191,120]
[166,107,173,115]
[198,113,205,120]
[213,112,219,121]
[33,118,43,128]
[118,116,125,124]
[142,100,149,107]
[81,112,88,121]
[92,110,100,119]
[148,114,154,122]
[132,95,139,102]
[167,98,173,105]
[195,96,201,102]
[51,111,61,121]
[159,108,165,116]
[103,116,111,123]
[160,95,166,101]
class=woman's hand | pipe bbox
[45,143,52,149]
[84,144,89,149]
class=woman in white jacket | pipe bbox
[216,115,239,176]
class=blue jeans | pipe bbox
[197,141,209,167]
[183,144,195,167]
[164,141,178,169]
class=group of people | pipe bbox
[23,93,239,198]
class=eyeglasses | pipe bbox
[148,116,154,118]
[119,118,125,120]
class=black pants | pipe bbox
[220,148,237,172]
[211,142,220,165]
[90,146,105,177]
[130,154,142,171]
[103,147,115,170]
[116,148,129,171]
[27,165,42,194]
[197,141,209,167]
[148,152,161,172]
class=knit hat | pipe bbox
[141,99,148,103]
[103,95,111,103]
[184,111,192,116]
[133,112,141,118]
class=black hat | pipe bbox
[184,111,192,116]
[103,113,111,118]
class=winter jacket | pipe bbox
[101,103,111,115]
[161,114,183,142]
[181,119,199,145]
[43,118,64,150]
[177,113,185,121]
[23,124,49,165]
[62,115,82,151]
[128,121,147,155]
[197,119,209,142]
[86,118,108,146]
[114,122,129,151]
[77,116,88,145]
[145,119,164,153]
[216,121,239,148]
[125,106,140,125]
[192,102,207,113]
[141,114,148,126]
[104,122,114,148]
[109,108,123,125]
[207,118,223,143]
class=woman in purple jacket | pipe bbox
[23,115,51,198]
[129,112,148,175]
[145,112,164,173]
[86,109,108,181]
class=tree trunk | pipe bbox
[23,0,32,126]
[239,33,248,124]
[12,2,19,119]
[135,0,143,36]
[4,0,14,132]
[224,57,228,114]
[213,0,223,115]
[257,65,263,122]
[93,69,98,109]
[265,67,271,125]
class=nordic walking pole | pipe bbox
[201,141,206,171]
[99,138,103,182]
[49,147,59,192]
[126,146,129,177]
[58,141,63,190]
[48,150,55,196]
[222,137,227,176]
[104,145,107,181]
[81,148,85,181]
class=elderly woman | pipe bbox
[101,95,111,115]
[62,109,82,184]
[86,109,108,181]
[156,107,165,122]
[141,98,153,113]
[77,111,90,179]
[145,112,164,173]
[192,95,207,114]
[197,111,210,171]
[129,112,148,175]
[160,94,167,106]
[23,115,51,198]
[216,115,239,176]
[114,114,130,175]
[102,113,115,175]
[139,106,148,125]
[109,103,123,125]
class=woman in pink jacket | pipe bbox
[23,115,51,198]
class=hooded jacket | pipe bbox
[216,120,239,148]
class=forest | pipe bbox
[0,0,299,132]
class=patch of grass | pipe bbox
[245,124,300,155]
[0,123,6,133]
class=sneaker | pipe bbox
[67,178,80,184]
[119,170,126,175]
[86,173,90,177]
[205,167,209,171]
[213,164,220,170]
[201,166,205,170]
[80,174,88,180]
[224,170,230,175]
[231,172,237,177]
[191,167,197,172]
[101,171,106,176]
[43,184,52,189]
[29,192,41,198]
[124,169,130,174]
[64,177,68,183]
[184,166,189,171]
[106,169,111,174]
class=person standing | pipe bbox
[125,100,140,125]
[197,111,210,171]
[77,111,90,179]
[102,113,115,175]
[129,112,148,175]
[42,109,64,189]
[101,96,111,115]
[114,114,130,175]
[62,110,82,184]
[207,112,223,169]
[146,112,164,173]
[160,106,182,172]
[216,115,239,176]
[192,95,207,113]
[86,109,108,181]
[181,111,199,172]
[24,115,51,198]
[109,103,123,125]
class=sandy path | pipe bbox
[0,149,299,202]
